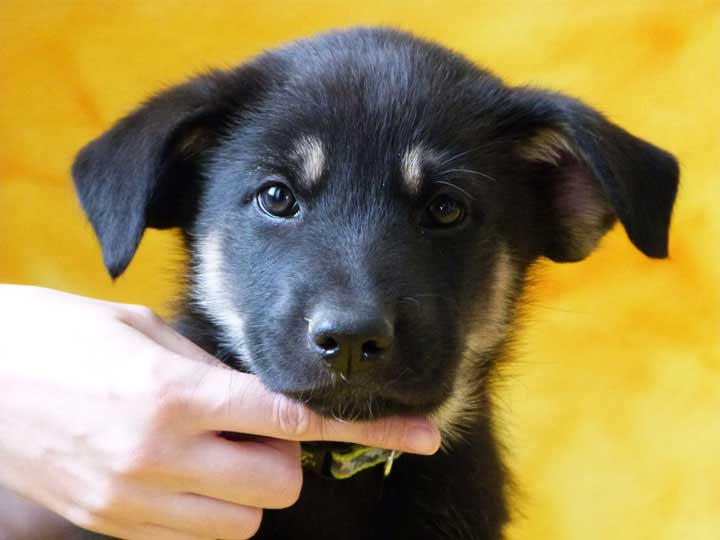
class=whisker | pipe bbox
[431,180,475,200]
[434,147,481,167]
[438,168,498,183]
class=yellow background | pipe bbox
[1,1,719,538]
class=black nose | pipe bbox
[309,307,394,377]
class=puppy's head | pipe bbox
[73,28,678,437]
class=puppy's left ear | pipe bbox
[72,67,263,278]
[510,88,679,262]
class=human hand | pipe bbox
[0,285,441,540]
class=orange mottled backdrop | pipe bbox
[1,1,718,539]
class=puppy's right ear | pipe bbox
[72,67,264,278]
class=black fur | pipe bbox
[72,27,679,539]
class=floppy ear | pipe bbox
[510,88,679,262]
[72,67,264,278]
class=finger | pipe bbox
[64,511,207,540]
[157,436,302,510]
[112,488,263,540]
[130,522,213,540]
[189,371,441,454]
[146,494,262,539]
[118,304,223,368]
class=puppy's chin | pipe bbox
[242,353,452,421]
[284,385,444,421]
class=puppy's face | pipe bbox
[193,87,513,419]
[73,29,678,434]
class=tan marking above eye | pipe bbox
[292,135,325,188]
[400,144,425,194]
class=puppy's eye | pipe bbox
[423,194,466,228]
[257,183,299,218]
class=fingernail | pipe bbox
[407,420,441,454]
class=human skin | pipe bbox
[0,285,441,540]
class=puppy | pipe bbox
[72,27,679,540]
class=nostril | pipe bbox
[315,334,340,354]
[361,337,390,359]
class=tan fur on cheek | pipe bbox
[430,246,516,447]
[193,229,253,367]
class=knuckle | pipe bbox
[122,304,162,329]
[272,394,312,438]
[148,375,193,426]
[66,506,101,530]
[82,482,125,521]
[114,438,161,477]
[112,421,169,478]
